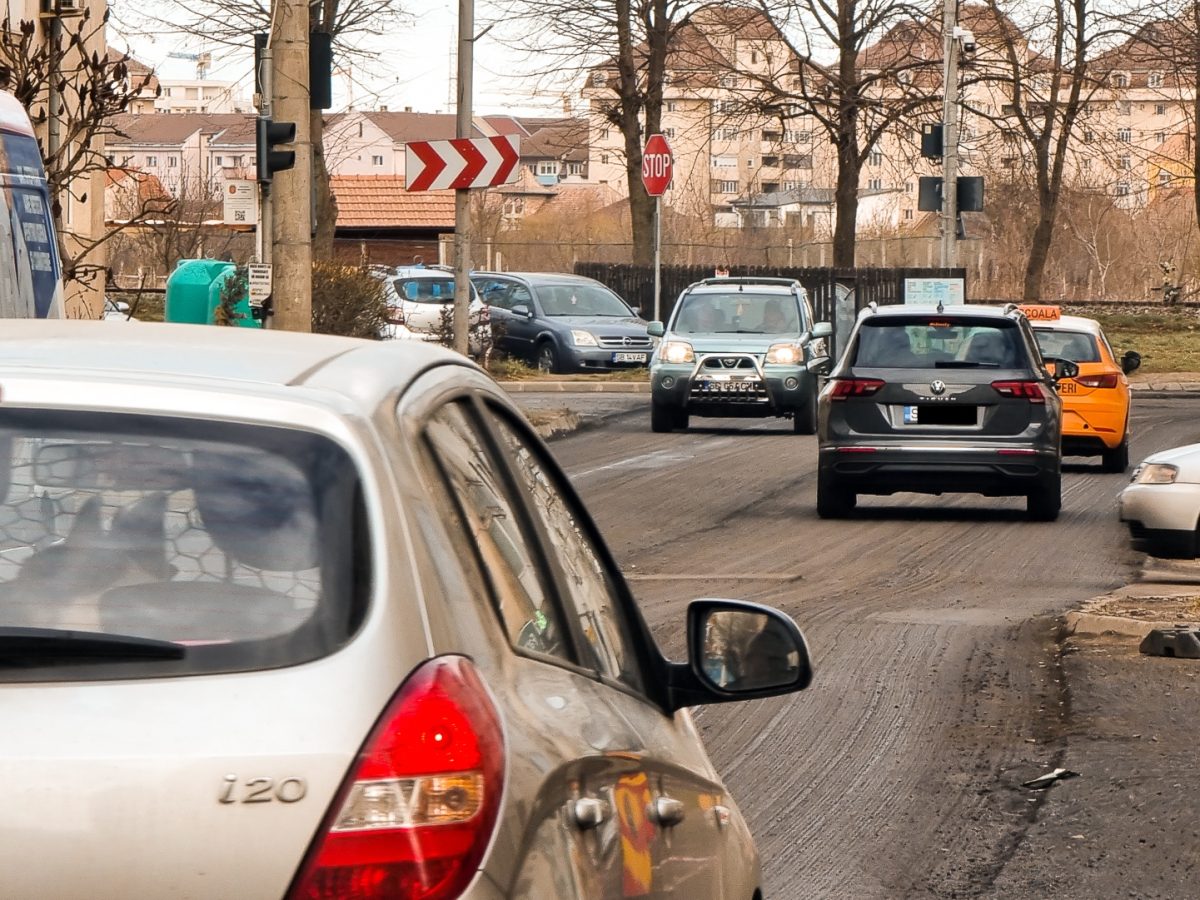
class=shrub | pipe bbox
[311,262,389,339]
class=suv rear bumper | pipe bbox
[819,444,1059,497]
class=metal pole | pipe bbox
[270,0,313,331]
[653,195,661,321]
[256,45,272,270]
[941,0,960,269]
[452,0,473,357]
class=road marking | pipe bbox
[627,573,803,583]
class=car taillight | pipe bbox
[830,378,885,400]
[288,657,504,900]
[991,380,1046,404]
[1075,373,1118,389]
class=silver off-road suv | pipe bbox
[817,303,1078,520]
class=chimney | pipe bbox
[379,104,388,112]
[563,95,571,114]
[404,106,412,113]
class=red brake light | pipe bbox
[991,380,1046,404]
[830,378,885,400]
[1075,373,1118,389]
[288,657,505,900]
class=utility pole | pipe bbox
[270,0,313,331]
[452,0,473,357]
[940,0,960,270]
[255,35,272,274]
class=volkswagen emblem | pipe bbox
[930,380,947,395]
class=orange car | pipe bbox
[1022,306,1141,472]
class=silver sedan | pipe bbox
[0,320,812,899]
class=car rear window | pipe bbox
[852,318,1028,369]
[395,276,476,304]
[0,409,368,682]
[1033,328,1101,363]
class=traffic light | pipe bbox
[921,123,943,160]
[256,117,296,185]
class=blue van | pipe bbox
[0,90,62,319]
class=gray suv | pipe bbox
[817,303,1077,520]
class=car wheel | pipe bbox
[536,342,559,374]
[1102,436,1130,473]
[1026,473,1061,521]
[793,398,818,435]
[1146,529,1199,559]
[817,470,855,518]
[651,402,676,433]
[674,407,690,431]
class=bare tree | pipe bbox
[732,0,941,266]
[127,0,407,259]
[0,8,157,288]
[495,0,702,265]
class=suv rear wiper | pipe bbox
[934,360,997,368]
[0,627,186,664]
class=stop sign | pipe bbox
[641,133,673,197]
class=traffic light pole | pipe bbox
[255,44,273,274]
[452,0,473,357]
[940,0,960,269]
[270,0,313,332]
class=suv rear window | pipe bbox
[0,410,367,682]
[395,276,477,304]
[853,318,1028,368]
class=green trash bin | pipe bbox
[164,259,231,325]
[207,266,260,328]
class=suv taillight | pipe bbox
[991,380,1046,404]
[830,378,885,400]
[288,657,504,900]
[1075,373,1118,389]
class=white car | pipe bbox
[1119,443,1200,557]
[102,298,138,321]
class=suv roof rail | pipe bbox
[867,300,879,313]
[1002,302,1021,315]
[698,276,800,287]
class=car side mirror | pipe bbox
[646,321,665,338]
[511,304,533,318]
[666,599,812,711]
[1122,350,1142,375]
[806,357,831,376]
[811,321,833,339]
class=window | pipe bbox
[537,160,559,176]
[371,154,384,166]
[662,128,675,139]
[600,154,609,164]
[1111,72,1128,88]
[598,128,610,140]
[750,50,758,64]
[590,71,606,87]
[763,155,779,167]
[1083,129,1095,143]
[716,99,738,113]
[1116,181,1130,197]
[567,162,584,175]
[489,409,643,690]
[146,155,157,167]
[1157,132,1166,145]
[719,74,736,88]
[1148,72,1164,88]
[1081,158,1091,170]
[167,156,178,168]
[666,101,677,112]
[711,155,736,168]
[1155,104,1167,116]
[1116,100,1131,116]
[1002,157,1016,168]
[784,129,811,144]
[713,179,739,194]
[1116,128,1131,143]
[904,209,913,220]
[502,197,525,217]
[783,153,811,169]
[762,130,781,142]
[762,181,779,193]
[421,402,572,666]
[712,126,738,141]
[869,150,882,166]
[121,155,133,166]
[1119,155,1131,171]
[867,177,882,191]
[1001,103,1017,115]
[214,155,223,167]
[904,182,913,193]
[1159,170,1173,186]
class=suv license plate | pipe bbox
[612,352,648,363]
[903,405,919,424]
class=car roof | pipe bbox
[685,282,796,296]
[0,321,469,403]
[1030,314,1103,334]
[865,303,1015,319]
[471,271,600,286]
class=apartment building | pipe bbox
[155,79,250,115]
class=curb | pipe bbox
[1064,611,1177,640]
[499,381,651,394]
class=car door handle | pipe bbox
[569,797,609,830]
[650,796,686,827]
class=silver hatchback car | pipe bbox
[0,321,812,900]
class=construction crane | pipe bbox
[167,51,212,80]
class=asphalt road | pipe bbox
[539,396,1199,899]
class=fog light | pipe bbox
[785,377,800,390]
[661,376,676,389]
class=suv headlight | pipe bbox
[570,329,598,347]
[765,342,802,365]
[661,340,695,364]
[1134,463,1178,484]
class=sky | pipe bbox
[108,0,573,118]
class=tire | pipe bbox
[674,407,690,431]
[651,402,676,433]
[535,341,559,374]
[817,470,855,519]
[1101,436,1130,474]
[1026,472,1062,521]
[1146,530,1198,560]
[793,398,818,435]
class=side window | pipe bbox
[488,407,645,693]
[422,402,573,664]
[510,284,534,311]
[480,281,513,310]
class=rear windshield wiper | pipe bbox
[0,627,186,664]
[934,360,997,368]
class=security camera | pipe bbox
[954,27,977,56]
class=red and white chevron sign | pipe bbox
[405,135,521,192]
